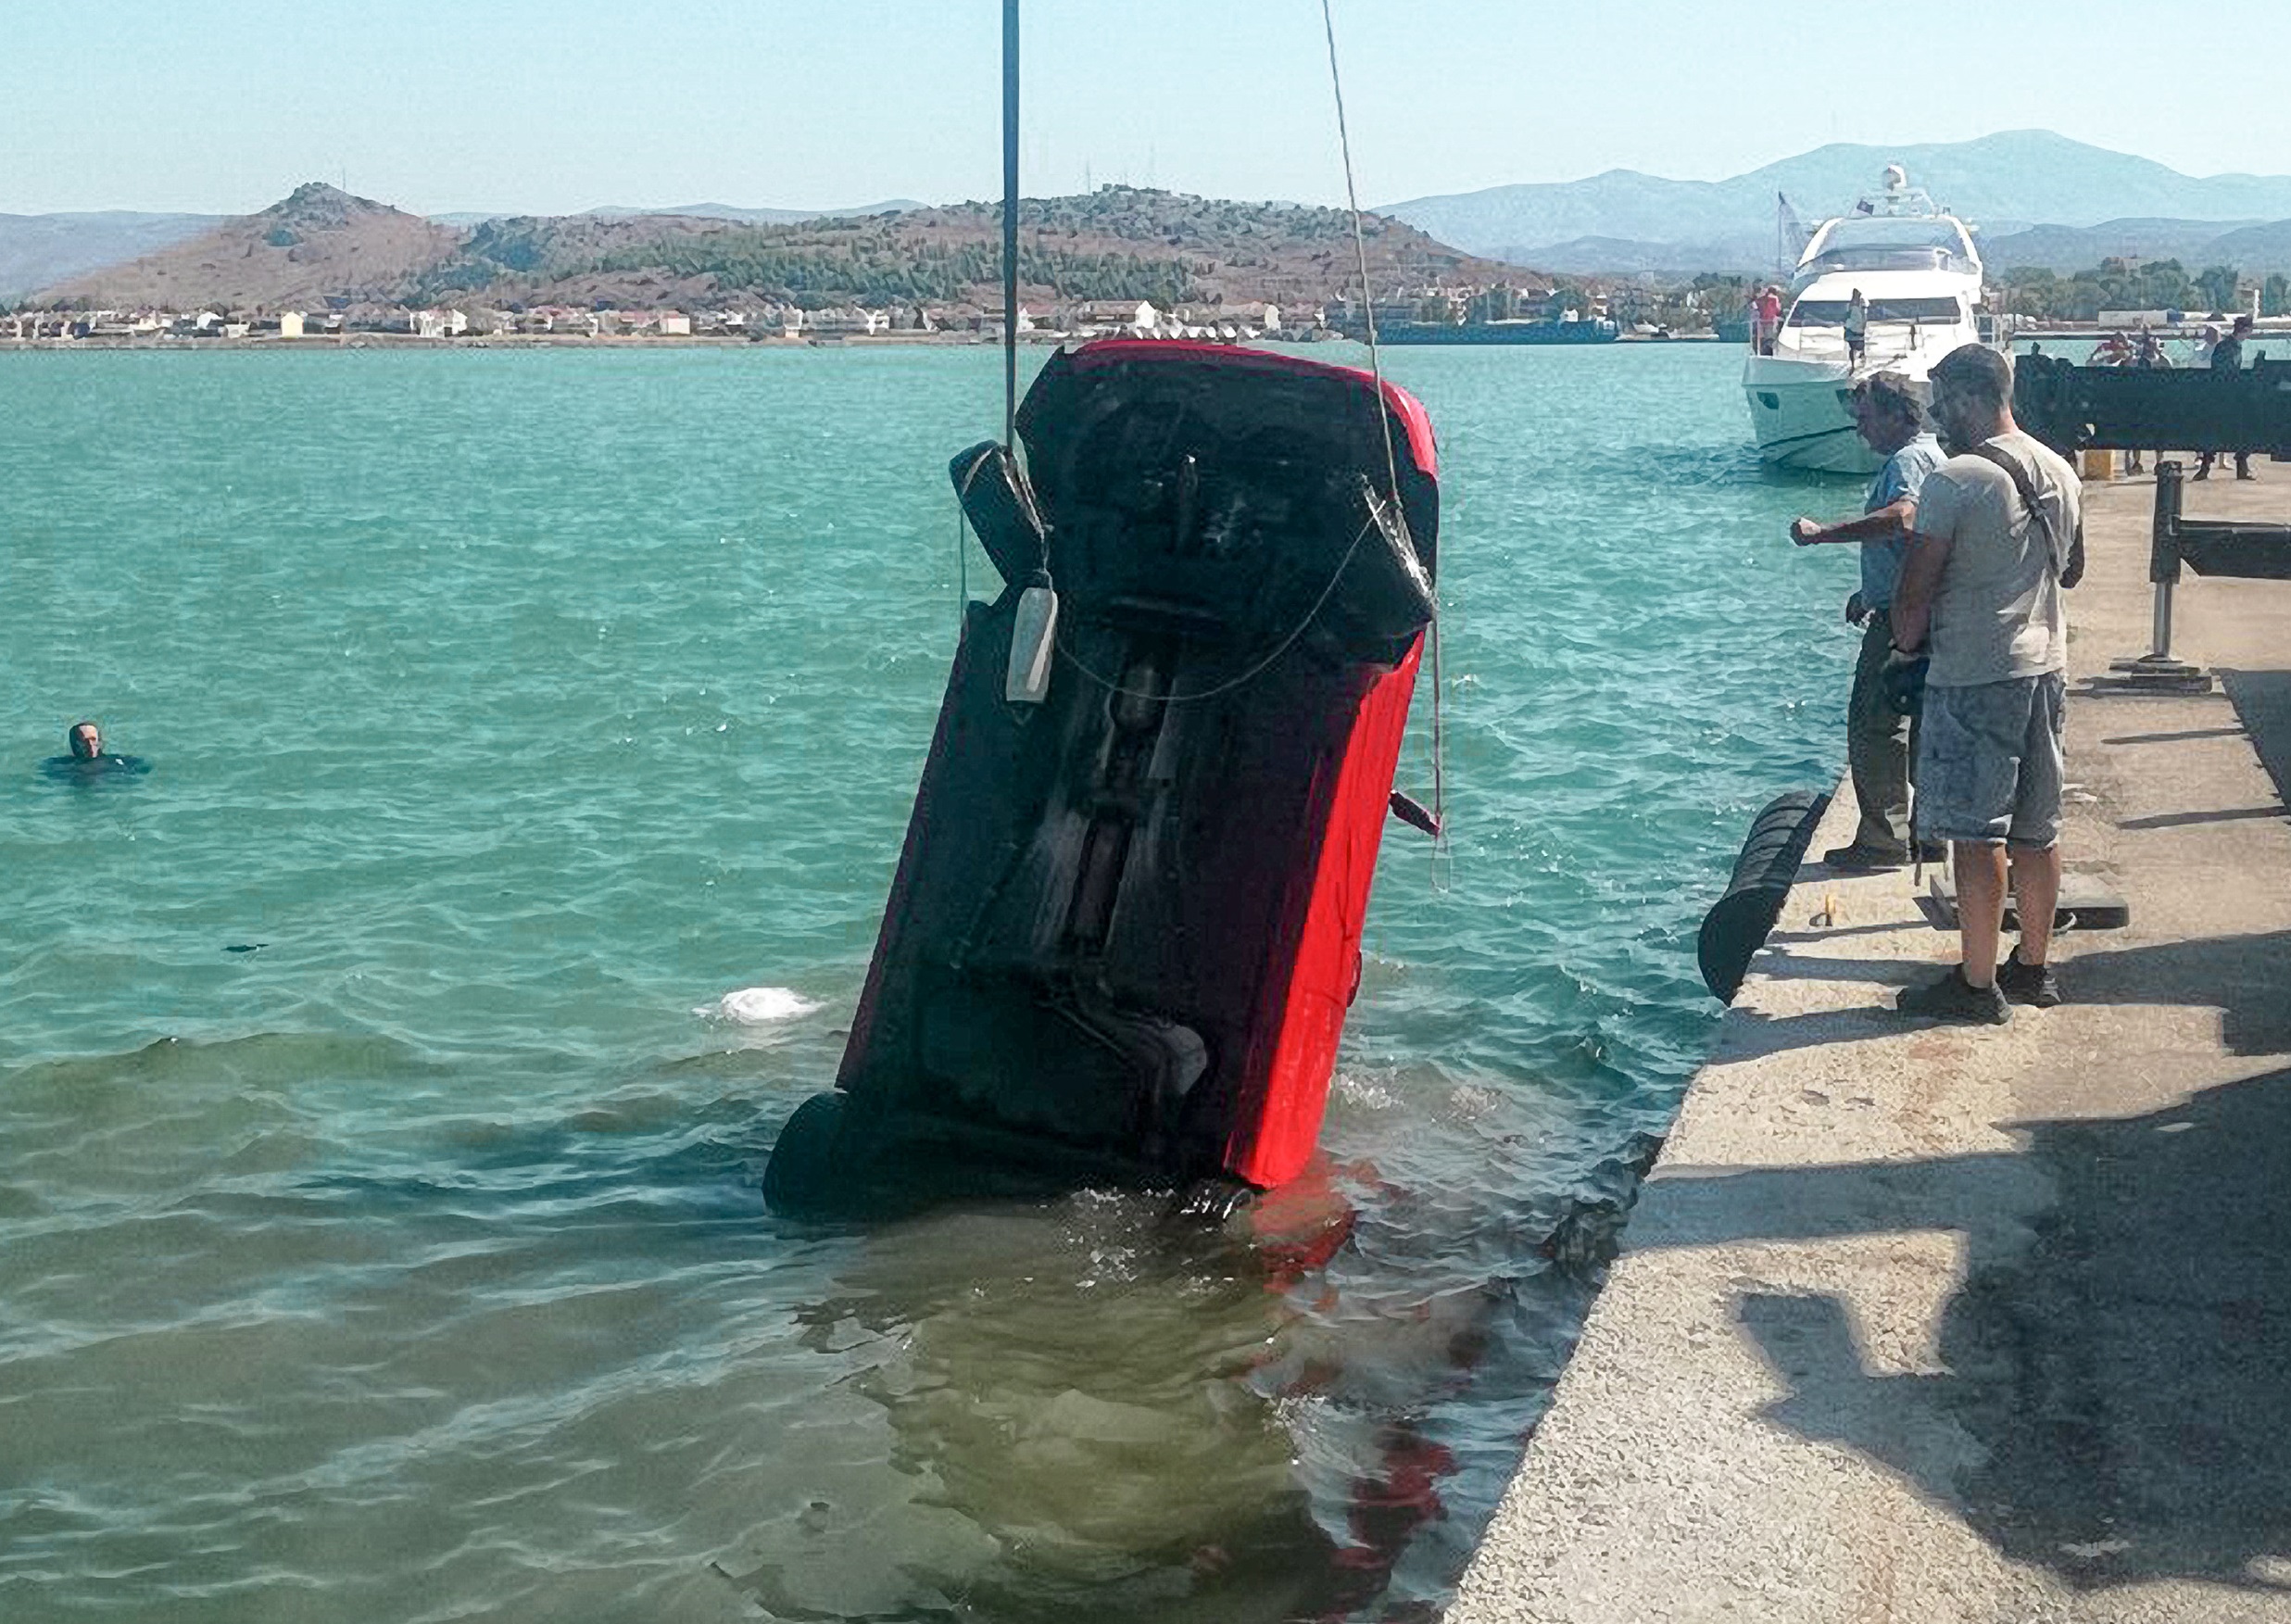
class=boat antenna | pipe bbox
[1319,0,1445,862]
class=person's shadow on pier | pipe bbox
[1646,1060,2291,1594]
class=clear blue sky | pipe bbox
[5,0,2285,217]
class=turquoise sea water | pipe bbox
[1,343,1858,1621]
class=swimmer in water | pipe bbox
[42,720,150,782]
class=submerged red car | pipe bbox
[764,340,1439,1217]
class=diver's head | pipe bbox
[68,721,102,761]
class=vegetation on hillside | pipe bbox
[401,185,1492,312]
[927,187,1364,250]
[586,232,1202,308]
[1998,258,2291,321]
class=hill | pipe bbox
[1978,218,2272,272]
[38,183,1523,315]
[1380,131,2291,271]
[1529,233,1770,276]
[2200,220,2291,269]
[39,183,460,310]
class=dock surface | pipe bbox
[1450,461,2291,1622]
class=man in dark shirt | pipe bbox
[2195,314,2255,482]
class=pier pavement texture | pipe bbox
[1450,463,2291,1623]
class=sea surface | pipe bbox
[1,341,1860,1622]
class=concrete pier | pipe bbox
[1450,463,2291,1622]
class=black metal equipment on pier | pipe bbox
[2148,460,2291,583]
[2014,355,2291,691]
[2106,460,2291,690]
[2014,352,2291,459]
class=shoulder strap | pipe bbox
[1965,441,2081,585]
[1965,441,2045,511]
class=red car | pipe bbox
[764,340,1440,1217]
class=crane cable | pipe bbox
[954,0,1024,632]
[967,1,1450,862]
[1320,0,1448,866]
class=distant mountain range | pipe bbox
[26,182,1511,314]
[1,210,224,300]
[1983,217,2291,274]
[1378,130,2291,275]
[19,131,2291,303]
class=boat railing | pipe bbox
[1771,322,1967,374]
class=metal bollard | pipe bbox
[2149,460,2182,660]
[2104,459,2210,692]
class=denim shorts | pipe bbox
[1914,672,2066,848]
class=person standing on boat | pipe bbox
[1889,344,2083,1023]
[1843,289,1869,369]
[2195,314,2255,482]
[1788,370,1945,869]
[1755,285,1783,356]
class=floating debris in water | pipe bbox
[224,942,268,954]
[695,986,823,1024]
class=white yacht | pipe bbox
[1743,166,1983,473]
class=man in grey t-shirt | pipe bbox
[1891,344,2083,1024]
[1789,370,1945,868]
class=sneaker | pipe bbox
[1995,949,2062,1008]
[1895,967,2011,1026]
[1822,842,1907,872]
